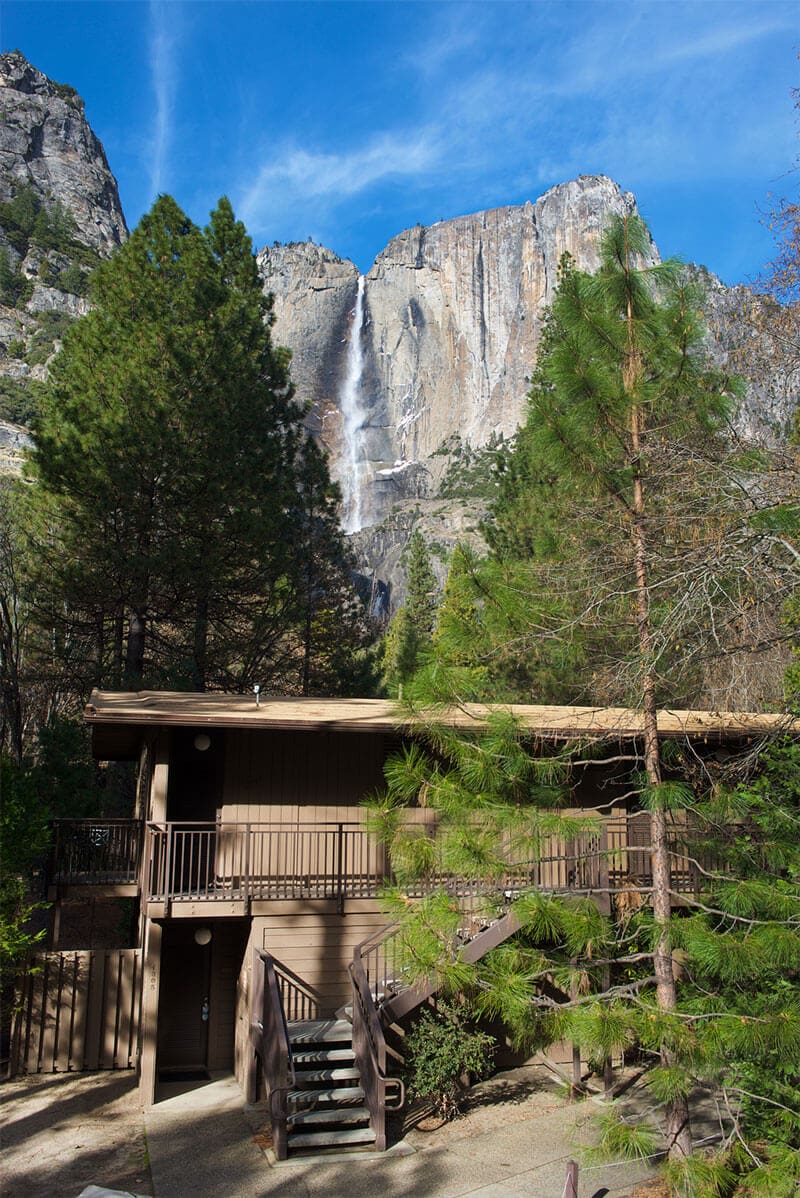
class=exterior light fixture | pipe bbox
[194,733,211,752]
[194,927,212,946]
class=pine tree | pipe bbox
[23,194,359,694]
[383,529,439,695]
[370,215,799,1175]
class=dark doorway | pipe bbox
[157,922,211,1072]
[156,919,250,1080]
[166,728,225,823]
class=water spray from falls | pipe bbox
[339,275,369,534]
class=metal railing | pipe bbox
[144,820,388,908]
[50,819,143,887]
[49,813,715,911]
[250,949,294,1159]
[353,814,720,1023]
[350,943,405,1153]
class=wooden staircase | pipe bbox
[285,1019,377,1153]
[251,912,525,1159]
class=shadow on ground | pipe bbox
[1,1072,150,1198]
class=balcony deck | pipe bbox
[48,814,710,917]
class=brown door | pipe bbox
[157,924,211,1071]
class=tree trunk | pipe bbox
[125,606,146,685]
[192,593,209,692]
[302,555,313,697]
[630,398,693,1161]
[112,607,124,687]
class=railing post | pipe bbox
[163,823,173,914]
[598,823,611,915]
[336,822,344,915]
[243,822,251,907]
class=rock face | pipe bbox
[0,52,128,464]
[260,176,796,605]
[262,177,646,535]
[365,177,640,462]
[257,241,358,439]
[0,51,127,253]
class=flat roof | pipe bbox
[85,689,798,758]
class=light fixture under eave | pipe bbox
[194,927,212,946]
[194,733,211,752]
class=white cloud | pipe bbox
[239,130,442,236]
[653,14,794,65]
[148,0,177,199]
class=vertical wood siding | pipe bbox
[10,950,142,1075]
[221,729,388,823]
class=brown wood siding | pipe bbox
[221,729,387,822]
[156,919,250,1073]
[254,901,389,1016]
[11,950,142,1075]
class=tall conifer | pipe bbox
[25,195,365,694]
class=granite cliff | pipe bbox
[1,56,794,611]
[261,178,641,527]
[259,177,796,603]
[0,51,126,253]
[0,51,127,459]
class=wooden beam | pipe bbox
[138,919,162,1106]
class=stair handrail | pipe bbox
[349,950,404,1154]
[251,947,295,1159]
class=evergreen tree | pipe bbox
[383,529,438,696]
[23,194,361,694]
[370,214,799,1178]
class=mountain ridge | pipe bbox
[0,54,795,612]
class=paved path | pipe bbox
[2,1068,662,1197]
[143,1072,658,1198]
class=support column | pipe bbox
[138,918,162,1105]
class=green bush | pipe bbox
[0,185,82,259]
[0,249,32,307]
[0,376,45,426]
[404,1001,494,1120]
[56,263,88,296]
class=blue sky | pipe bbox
[1,1,797,284]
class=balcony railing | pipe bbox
[50,814,714,909]
[145,821,389,907]
[50,819,144,887]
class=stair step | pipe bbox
[287,1126,378,1150]
[288,1085,365,1106]
[293,1066,360,1084]
[289,1019,352,1044]
[287,1104,370,1126]
[293,1047,355,1064]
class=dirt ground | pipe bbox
[0,1065,671,1198]
[1,1072,151,1198]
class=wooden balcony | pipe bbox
[144,821,388,916]
[48,819,144,899]
[48,814,711,916]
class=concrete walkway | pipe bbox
[144,1072,659,1198]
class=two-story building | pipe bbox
[13,690,794,1157]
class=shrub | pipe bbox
[404,1001,494,1120]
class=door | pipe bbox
[157,923,211,1072]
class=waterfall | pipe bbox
[339,275,369,534]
